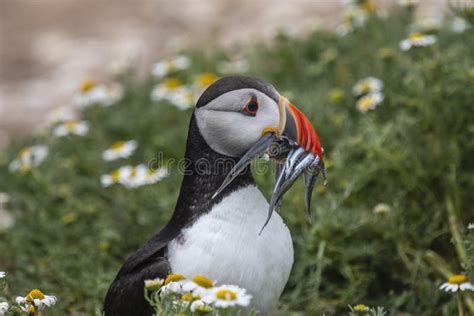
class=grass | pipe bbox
[1,4,474,315]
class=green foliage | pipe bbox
[1,6,474,316]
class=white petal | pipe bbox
[460,282,474,291]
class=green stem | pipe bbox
[446,197,467,265]
[457,292,464,316]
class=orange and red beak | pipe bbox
[281,97,323,160]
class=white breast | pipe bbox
[167,185,294,315]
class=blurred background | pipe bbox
[1,0,447,148]
[1,1,474,315]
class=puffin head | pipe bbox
[194,76,326,233]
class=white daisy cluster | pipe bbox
[144,274,252,314]
[151,55,191,79]
[440,275,474,293]
[9,145,49,173]
[15,288,57,313]
[400,32,437,51]
[102,140,138,161]
[45,106,77,126]
[74,79,124,108]
[151,73,218,110]
[101,164,169,188]
[52,120,89,137]
[337,0,379,36]
[352,77,384,113]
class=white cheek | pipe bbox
[196,106,279,157]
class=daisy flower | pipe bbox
[151,55,191,78]
[468,223,474,230]
[16,288,57,312]
[373,203,391,214]
[45,106,77,126]
[344,0,378,14]
[102,140,138,161]
[9,145,48,173]
[52,120,89,137]
[144,278,164,291]
[142,167,169,186]
[190,300,213,313]
[400,32,437,51]
[356,92,384,113]
[337,6,367,36]
[353,304,370,312]
[160,274,188,296]
[167,88,197,110]
[0,302,9,314]
[150,78,185,102]
[352,77,383,96]
[0,271,6,279]
[193,73,218,92]
[100,166,134,188]
[101,164,167,188]
[126,165,168,188]
[182,275,216,297]
[440,275,474,292]
[202,285,252,309]
[75,79,124,107]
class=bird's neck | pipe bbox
[170,114,255,227]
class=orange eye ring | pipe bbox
[242,97,259,116]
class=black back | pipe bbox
[103,114,255,315]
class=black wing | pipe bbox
[103,224,179,316]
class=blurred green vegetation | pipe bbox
[1,5,473,316]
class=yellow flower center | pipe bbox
[196,73,218,88]
[329,88,344,103]
[196,304,212,313]
[99,240,111,252]
[111,170,121,182]
[181,293,194,301]
[27,288,45,300]
[64,120,79,131]
[354,304,369,312]
[358,96,375,110]
[448,275,467,284]
[216,289,237,301]
[360,82,371,94]
[362,0,378,13]
[165,274,186,284]
[110,141,126,150]
[408,32,425,42]
[130,167,138,178]
[192,275,214,289]
[19,147,32,160]
[163,78,182,90]
[80,79,97,92]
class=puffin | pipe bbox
[104,76,325,315]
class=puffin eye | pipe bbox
[242,98,259,116]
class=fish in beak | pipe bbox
[213,96,325,233]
